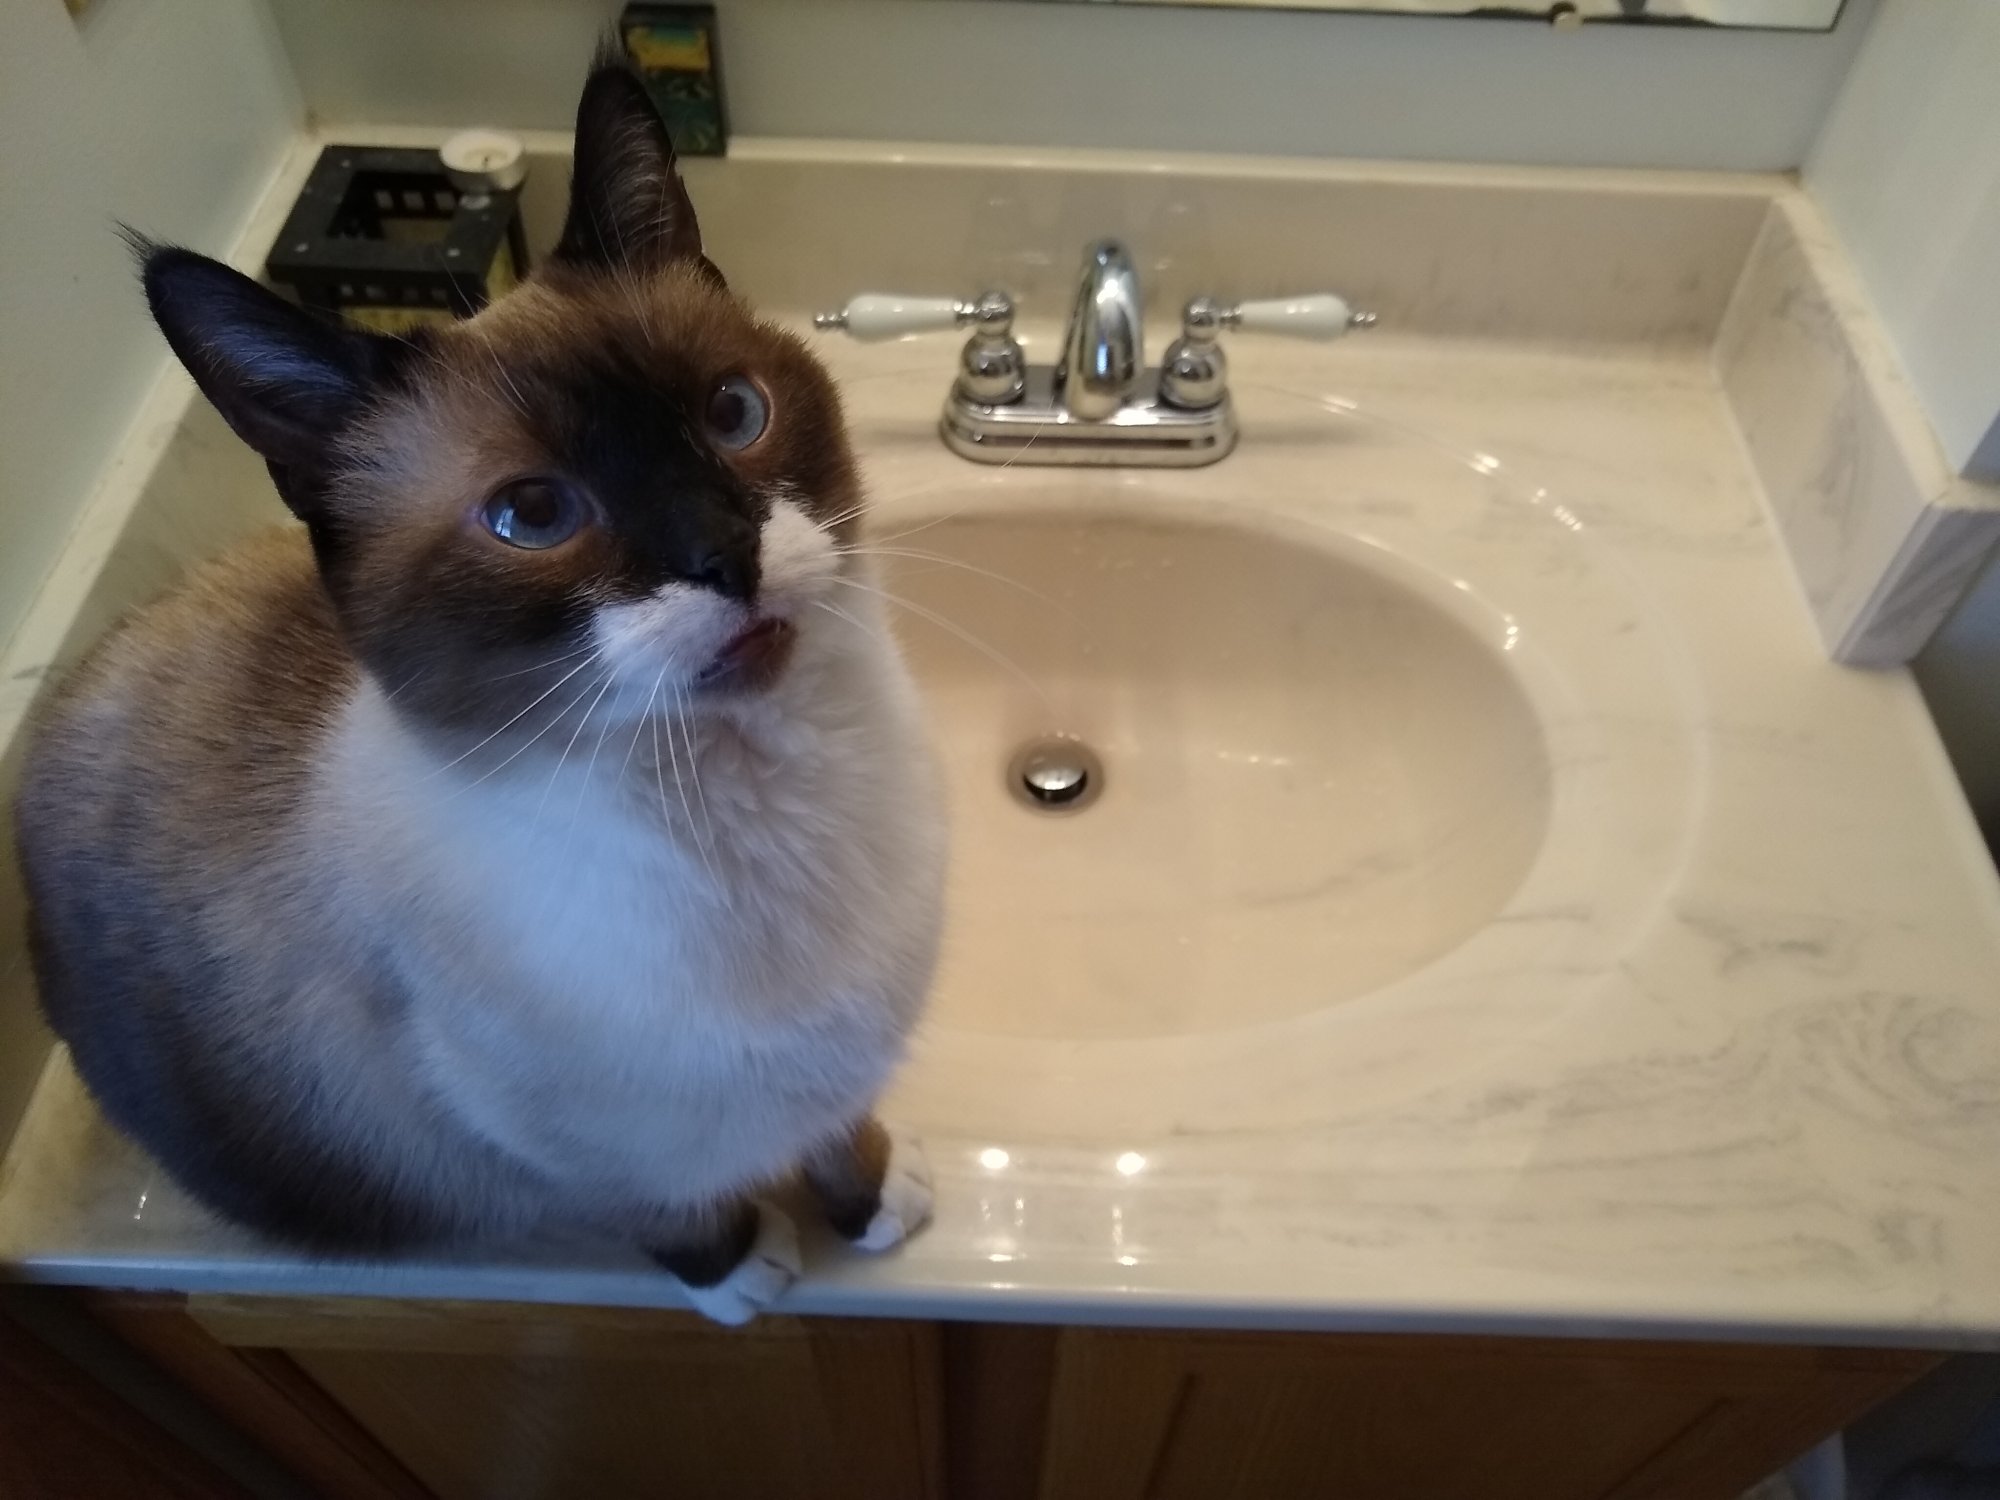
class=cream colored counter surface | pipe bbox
[3,141,1999,1346]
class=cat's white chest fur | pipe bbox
[312,603,945,1213]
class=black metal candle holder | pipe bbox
[265,146,530,333]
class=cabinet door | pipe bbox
[185,1296,944,1500]
[1031,1330,1932,1500]
[0,1306,257,1500]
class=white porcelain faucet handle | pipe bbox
[813,294,971,342]
[1230,294,1375,339]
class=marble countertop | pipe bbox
[7,323,2000,1347]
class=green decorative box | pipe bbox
[619,4,729,157]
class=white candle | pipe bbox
[440,129,527,193]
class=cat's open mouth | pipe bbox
[698,616,797,691]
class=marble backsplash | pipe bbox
[1717,197,2000,667]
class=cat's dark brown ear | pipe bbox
[137,241,410,481]
[552,54,720,283]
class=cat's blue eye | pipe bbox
[481,478,585,550]
[706,376,769,451]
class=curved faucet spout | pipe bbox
[1057,240,1143,422]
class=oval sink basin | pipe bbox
[841,385,1698,1140]
[882,508,1552,1041]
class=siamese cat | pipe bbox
[14,56,945,1324]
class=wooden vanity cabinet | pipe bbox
[991,1327,1935,1500]
[83,1292,1936,1500]
[0,1301,258,1499]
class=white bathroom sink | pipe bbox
[886,506,1551,1041]
[842,380,1703,1144]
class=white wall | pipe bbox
[1808,0,2000,481]
[268,0,1873,172]
[0,0,301,649]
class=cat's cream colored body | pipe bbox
[21,60,939,1321]
[314,543,944,1223]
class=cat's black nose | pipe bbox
[684,544,758,601]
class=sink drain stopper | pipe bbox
[1009,736,1104,813]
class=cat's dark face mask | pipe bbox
[137,55,867,744]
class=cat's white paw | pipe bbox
[680,1204,801,1325]
[854,1130,934,1253]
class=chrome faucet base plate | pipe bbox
[940,369,1238,469]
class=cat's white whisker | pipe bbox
[813,599,875,637]
[834,545,1070,614]
[538,671,619,818]
[655,674,714,881]
[994,414,1050,473]
[858,507,971,548]
[814,596,864,624]
[563,685,624,853]
[483,641,602,684]
[840,429,1050,550]
[825,574,1052,711]
[469,325,533,418]
[856,421,1048,546]
[672,679,717,858]
[396,643,603,714]
[814,497,872,533]
[647,705,671,821]
[425,651,603,779]
[381,664,432,704]
[448,667,611,797]
[619,671,664,785]
[642,696,719,886]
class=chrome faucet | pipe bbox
[1055,240,1144,422]
[814,238,1374,468]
